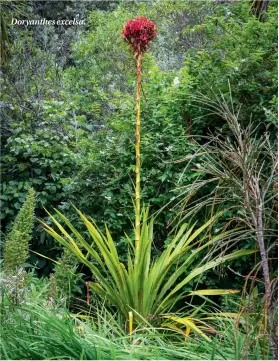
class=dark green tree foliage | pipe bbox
[4,188,35,274]
[180,0,277,132]
[0,1,29,66]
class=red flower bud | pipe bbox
[122,17,157,56]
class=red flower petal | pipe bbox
[122,17,157,54]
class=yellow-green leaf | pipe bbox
[187,289,240,296]
[163,315,211,342]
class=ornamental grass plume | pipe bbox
[122,17,157,250]
[4,188,35,274]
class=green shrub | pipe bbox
[49,248,83,305]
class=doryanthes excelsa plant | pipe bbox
[41,18,257,340]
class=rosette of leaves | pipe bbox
[43,206,256,337]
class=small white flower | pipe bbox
[173,77,180,87]
[104,196,111,200]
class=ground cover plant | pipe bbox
[0,301,267,360]
[0,1,277,360]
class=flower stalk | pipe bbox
[122,17,157,250]
[135,54,142,249]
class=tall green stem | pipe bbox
[135,54,142,250]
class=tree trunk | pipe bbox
[251,0,270,20]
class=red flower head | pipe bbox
[122,17,157,56]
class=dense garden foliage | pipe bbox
[0,1,277,360]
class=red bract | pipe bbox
[122,17,157,55]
